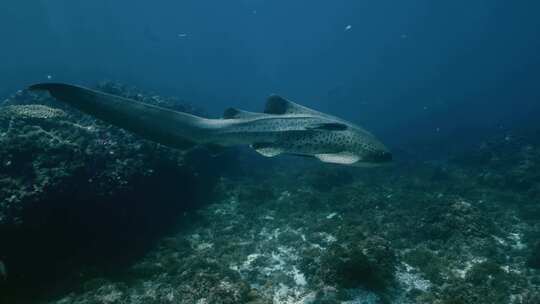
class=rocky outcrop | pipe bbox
[2,84,539,304]
[0,83,224,303]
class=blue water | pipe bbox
[2,1,539,151]
[1,2,540,303]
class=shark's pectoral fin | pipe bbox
[251,143,283,157]
[315,152,360,165]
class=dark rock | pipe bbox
[528,242,540,269]
[0,82,221,303]
[403,247,445,284]
[419,199,495,241]
[451,135,540,193]
[440,260,526,304]
[321,236,397,291]
[0,260,6,281]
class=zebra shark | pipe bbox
[29,83,391,166]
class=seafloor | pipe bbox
[1,84,539,304]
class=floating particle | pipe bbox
[400,34,408,39]
[253,10,257,14]
[345,25,352,31]
[46,75,52,80]
[177,33,188,38]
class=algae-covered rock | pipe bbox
[439,260,528,304]
[36,135,540,304]
[2,89,538,304]
[0,87,197,227]
[0,260,6,281]
[1,104,66,120]
[321,236,397,291]
[419,199,496,241]
[0,82,221,303]
[451,135,540,194]
[403,246,446,284]
[528,242,540,269]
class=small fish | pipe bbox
[29,83,391,166]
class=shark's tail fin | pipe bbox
[29,83,206,149]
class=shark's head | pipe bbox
[315,125,392,167]
[347,128,392,166]
[262,95,392,166]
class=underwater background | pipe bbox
[1,1,540,303]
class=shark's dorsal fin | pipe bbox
[264,95,322,116]
[223,108,263,119]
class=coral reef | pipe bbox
[320,236,397,292]
[528,242,540,269]
[1,85,539,303]
[0,83,221,303]
[42,133,540,304]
